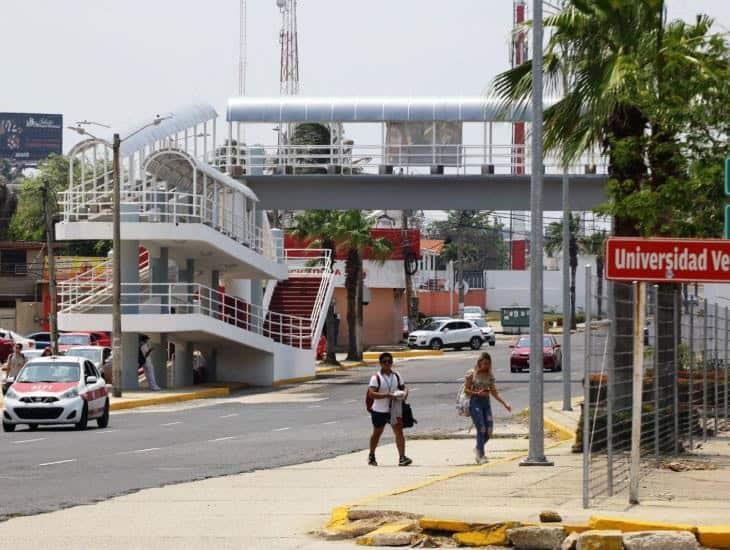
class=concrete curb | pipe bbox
[362,350,444,361]
[110,386,230,411]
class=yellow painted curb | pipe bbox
[272,375,316,387]
[419,518,472,533]
[544,416,575,442]
[697,525,730,549]
[588,516,698,534]
[110,387,229,411]
[356,520,415,546]
[562,523,591,534]
[453,522,519,547]
[324,505,350,531]
[363,350,444,360]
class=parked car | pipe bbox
[66,346,112,384]
[25,332,53,349]
[58,331,110,351]
[472,318,496,346]
[463,306,485,321]
[408,319,484,351]
[509,335,562,373]
[418,316,451,328]
[0,329,36,351]
[2,355,110,431]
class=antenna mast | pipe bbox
[239,0,247,96]
[277,0,300,96]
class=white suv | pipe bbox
[408,319,484,351]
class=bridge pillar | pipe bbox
[172,340,194,387]
[119,222,140,390]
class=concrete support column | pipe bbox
[150,247,169,313]
[270,227,284,264]
[150,333,168,389]
[121,333,139,390]
[172,340,194,387]
[120,239,140,314]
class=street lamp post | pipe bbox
[521,0,553,467]
[68,116,171,397]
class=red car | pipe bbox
[510,335,563,373]
[58,332,111,351]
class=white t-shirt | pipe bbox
[368,371,403,414]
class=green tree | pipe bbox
[428,211,508,271]
[544,214,580,329]
[332,210,393,361]
[9,154,110,256]
[291,210,341,365]
[290,123,331,173]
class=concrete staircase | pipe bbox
[266,277,322,348]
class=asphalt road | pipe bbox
[0,336,585,521]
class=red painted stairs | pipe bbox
[265,277,322,348]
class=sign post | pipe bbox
[725,158,730,237]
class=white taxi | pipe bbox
[2,356,110,432]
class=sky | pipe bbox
[3,0,728,155]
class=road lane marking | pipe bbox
[117,447,161,455]
[308,405,321,408]
[219,414,239,419]
[322,421,337,425]
[343,399,357,404]
[273,427,291,432]
[39,459,76,467]
[161,421,182,426]
[209,436,235,442]
[95,429,119,434]
[409,387,419,391]
[14,438,46,444]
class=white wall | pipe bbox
[486,255,599,313]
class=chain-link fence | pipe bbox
[582,267,729,508]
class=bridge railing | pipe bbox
[208,143,606,177]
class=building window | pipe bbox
[0,250,27,275]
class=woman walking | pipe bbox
[464,352,511,464]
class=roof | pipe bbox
[227,96,533,123]
[420,239,444,255]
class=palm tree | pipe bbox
[579,230,607,318]
[332,211,393,361]
[544,214,580,330]
[291,210,340,365]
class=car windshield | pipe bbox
[67,349,101,363]
[16,363,80,383]
[421,321,446,331]
[472,319,487,327]
[464,307,481,314]
[516,337,553,347]
[59,334,90,346]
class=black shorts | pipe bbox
[371,411,390,428]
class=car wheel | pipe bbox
[2,422,15,432]
[430,338,443,350]
[28,424,38,431]
[489,340,496,346]
[97,399,110,428]
[470,337,483,350]
[510,367,516,373]
[75,403,88,431]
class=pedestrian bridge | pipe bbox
[219,96,608,210]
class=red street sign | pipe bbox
[605,237,730,283]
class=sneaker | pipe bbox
[398,456,413,467]
[478,456,489,465]
[474,448,481,464]
[368,453,377,466]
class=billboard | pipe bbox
[0,112,63,163]
[386,122,462,166]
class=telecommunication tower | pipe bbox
[277,0,300,96]
[511,0,528,176]
[239,0,247,96]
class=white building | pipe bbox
[56,104,334,388]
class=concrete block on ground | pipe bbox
[508,525,566,549]
[697,525,730,549]
[453,522,520,546]
[576,530,623,550]
[622,531,699,550]
[356,520,419,546]
[540,510,564,523]
[562,532,580,550]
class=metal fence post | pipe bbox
[582,265,592,509]
[715,302,719,431]
[702,298,710,441]
[653,285,660,459]
[629,281,646,505]
[606,280,615,495]
[722,306,730,420]
[673,288,680,456]
[689,299,695,450]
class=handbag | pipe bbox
[402,402,417,428]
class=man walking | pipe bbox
[367,352,412,467]
[139,335,161,391]
[2,343,26,395]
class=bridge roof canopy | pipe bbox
[227,96,533,124]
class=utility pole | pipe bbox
[41,182,59,355]
[521,0,552,467]
[403,209,418,332]
[111,133,123,398]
